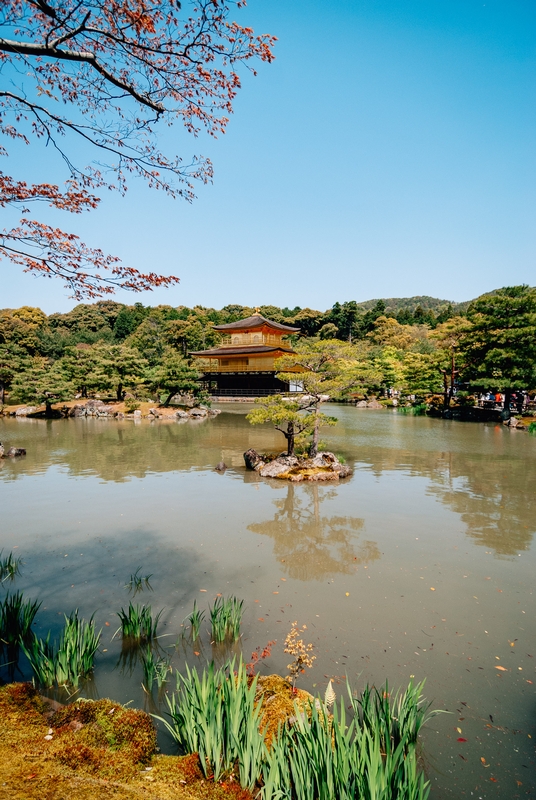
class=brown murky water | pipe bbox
[1,406,535,798]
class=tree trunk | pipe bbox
[441,370,449,409]
[449,354,456,404]
[0,381,4,405]
[286,421,295,456]
[163,390,176,407]
[503,389,512,419]
[44,400,53,418]
[308,411,320,458]
[116,382,123,401]
[81,385,87,398]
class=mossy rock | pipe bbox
[0,682,252,800]
[255,674,319,744]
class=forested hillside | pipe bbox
[1,287,535,409]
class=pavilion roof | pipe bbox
[212,313,300,333]
[190,345,294,357]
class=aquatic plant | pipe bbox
[162,657,266,787]
[162,654,436,798]
[527,420,536,435]
[115,602,162,643]
[141,647,171,692]
[261,681,435,800]
[284,621,316,688]
[209,596,244,643]
[398,403,428,416]
[0,551,23,583]
[124,566,153,594]
[184,599,205,640]
[0,591,40,648]
[22,610,101,689]
[324,679,336,711]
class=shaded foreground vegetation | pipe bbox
[0,667,435,800]
[0,555,437,799]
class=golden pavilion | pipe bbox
[190,312,300,396]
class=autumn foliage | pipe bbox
[0,1,275,297]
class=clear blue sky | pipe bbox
[2,0,535,313]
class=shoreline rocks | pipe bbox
[244,449,351,482]
[0,443,26,458]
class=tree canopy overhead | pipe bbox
[0,0,275,298]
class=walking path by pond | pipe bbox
[1,405,535,798]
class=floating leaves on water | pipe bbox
[457,737,467,742]
[495,666,508,671]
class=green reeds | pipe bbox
[162,657,266,787]
[116,602,162,643]
[162,657,436,799]
[141,648,171,692]
[184,600,205,640]
[398,403,428,416]
[261,682,435,800]
[125,567,153,594]
[22,610,101,689]
[0,591,40,647]
[0,551,22,583]
[209,596,243,643]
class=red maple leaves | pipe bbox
[0,1,276,297]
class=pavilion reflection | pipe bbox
[248,482,380,581]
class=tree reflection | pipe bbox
[248,483,380,581]
[352,442,535,557]
[425,452,535,557]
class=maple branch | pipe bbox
[0,219,180,300]
[0,38,165,112]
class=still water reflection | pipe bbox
[1,406,535,798]
[249,483,379,581]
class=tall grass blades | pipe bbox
[22,610,101,689]
[116,603,163,643]
[210,596,243,643]
[21,633,56,687]
[0,591,40,648]
[141,648,171,692]
[162,658,266,787]
[185,600,205,641]
[260,681,435,800]
[0,551,22,583]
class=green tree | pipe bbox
[429,317,471,408]
[318,323,339,340]
[277,340,365,457]
[370,346,404,393]
[149,349,201,407]
[0,344,28,405]
[59,345,101,398]
[10,358,73,415]
[88,344,148,401]
[401,352,442,396]
[460,286,536,412]
[246,396,317,456]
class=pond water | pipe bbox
[1,406,535,798]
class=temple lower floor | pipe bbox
[200,372,290,397]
